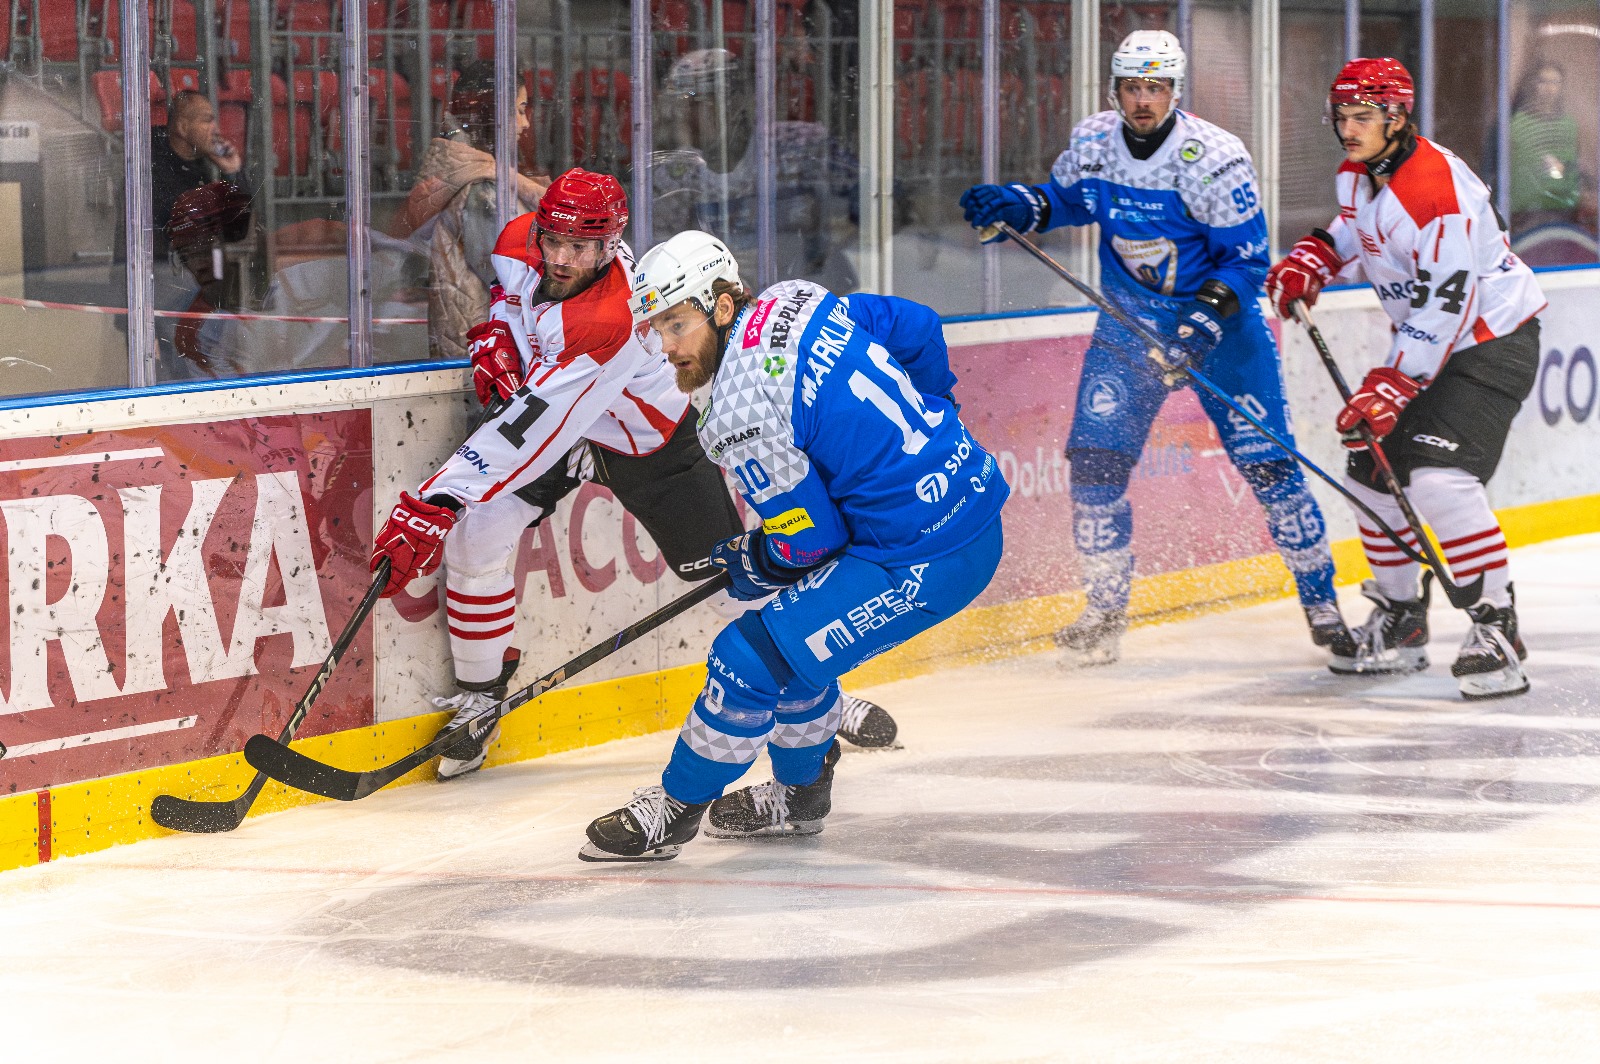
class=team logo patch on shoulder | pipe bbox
[1179,139,1205,163]
[763,352,787,378]
[763,508,815,535]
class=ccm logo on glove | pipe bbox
[466,320,524,406]
[1335,366,1421,448]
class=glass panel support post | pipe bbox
[1418,0,1435,138]
[858,0,894,294]
[755,0,777,288]
[122,0,157,387]
[495,0,520,232]
[343,0,373,368]
[1253,0,1280,258]
[981,0,999,313]
[1343,0,1359,61]
[630,0,653,251]
[1495,0,1510,222]
[1070,0,1099,289]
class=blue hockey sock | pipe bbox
[1069,474,1135,615]
[661,618,785,805]
[1239,459,1337,608]
[768,685,843,787]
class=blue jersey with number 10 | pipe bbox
[698,281,1007,569]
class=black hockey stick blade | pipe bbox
[149,561,391,833]
[245,572,732,801]
[150,777,271,834]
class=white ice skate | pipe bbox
[431,689,502,780]
[1053,606,1127,668]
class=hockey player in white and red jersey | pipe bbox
[369,169,897,780]
[1265,58,1545,699]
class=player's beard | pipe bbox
[673,334,720,392]
[536,264,603,303]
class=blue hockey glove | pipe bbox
[959,183,1048,241]
[709,530,808,601]
[1158,298,1224,375]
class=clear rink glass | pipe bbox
[136,1,352,382]
[0,52,129,398]
[646,2,863,297]
[1500,0,1599,267]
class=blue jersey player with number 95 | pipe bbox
[579,230,1009,862]
[960,30,1352,667]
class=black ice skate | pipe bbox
[1304,601,1357,660]
[1053,606,1128,667]
[432,656,517,781]
[1453,588,1529,701]
[705,739,842,839]
[1329,579,1430,676]
[836,694,900,749]
[579,786,709,862]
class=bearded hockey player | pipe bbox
[1265,59,1544,699]
[958,30,1349,667]
[367,171,897,783]
[577,231,1009,861]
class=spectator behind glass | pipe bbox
[390,61,549,360]
[649,48,862,293]
[1509,62,1583,231]
[115,90,254,379]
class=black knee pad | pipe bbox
[1067,448,1137,494]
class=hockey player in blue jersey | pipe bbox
[960,30,1353,666]
[579,231,1009,861]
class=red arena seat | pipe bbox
[90,71,166,133]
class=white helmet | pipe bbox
[1108,30,1185,121]
[629,230,743,326]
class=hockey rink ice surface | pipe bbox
[3,534,1599,1063]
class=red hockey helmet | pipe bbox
[1329,57,1415,113]
[535,168,629,239]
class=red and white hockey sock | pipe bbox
[441,495,539,686]
[1408,466,1511,608]
[1345,477,1422,603]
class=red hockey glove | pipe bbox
[1265,233,1342,319]
[371,492,458,597]
[1335,366,1422,449]
[466,320,523,406]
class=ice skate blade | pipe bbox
[1458,665,1531,701]
[705,819,826,840]
[1328,649,1429,676]
[577,841,683,862]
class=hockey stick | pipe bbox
[150,398,509,831]
[243,571,733,801]
[1290,301,1483,608]
[149,559,390,833]
[979,220,1444,574]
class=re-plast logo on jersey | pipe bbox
[916,472,949,503]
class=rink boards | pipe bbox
[1,279,1597,871]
